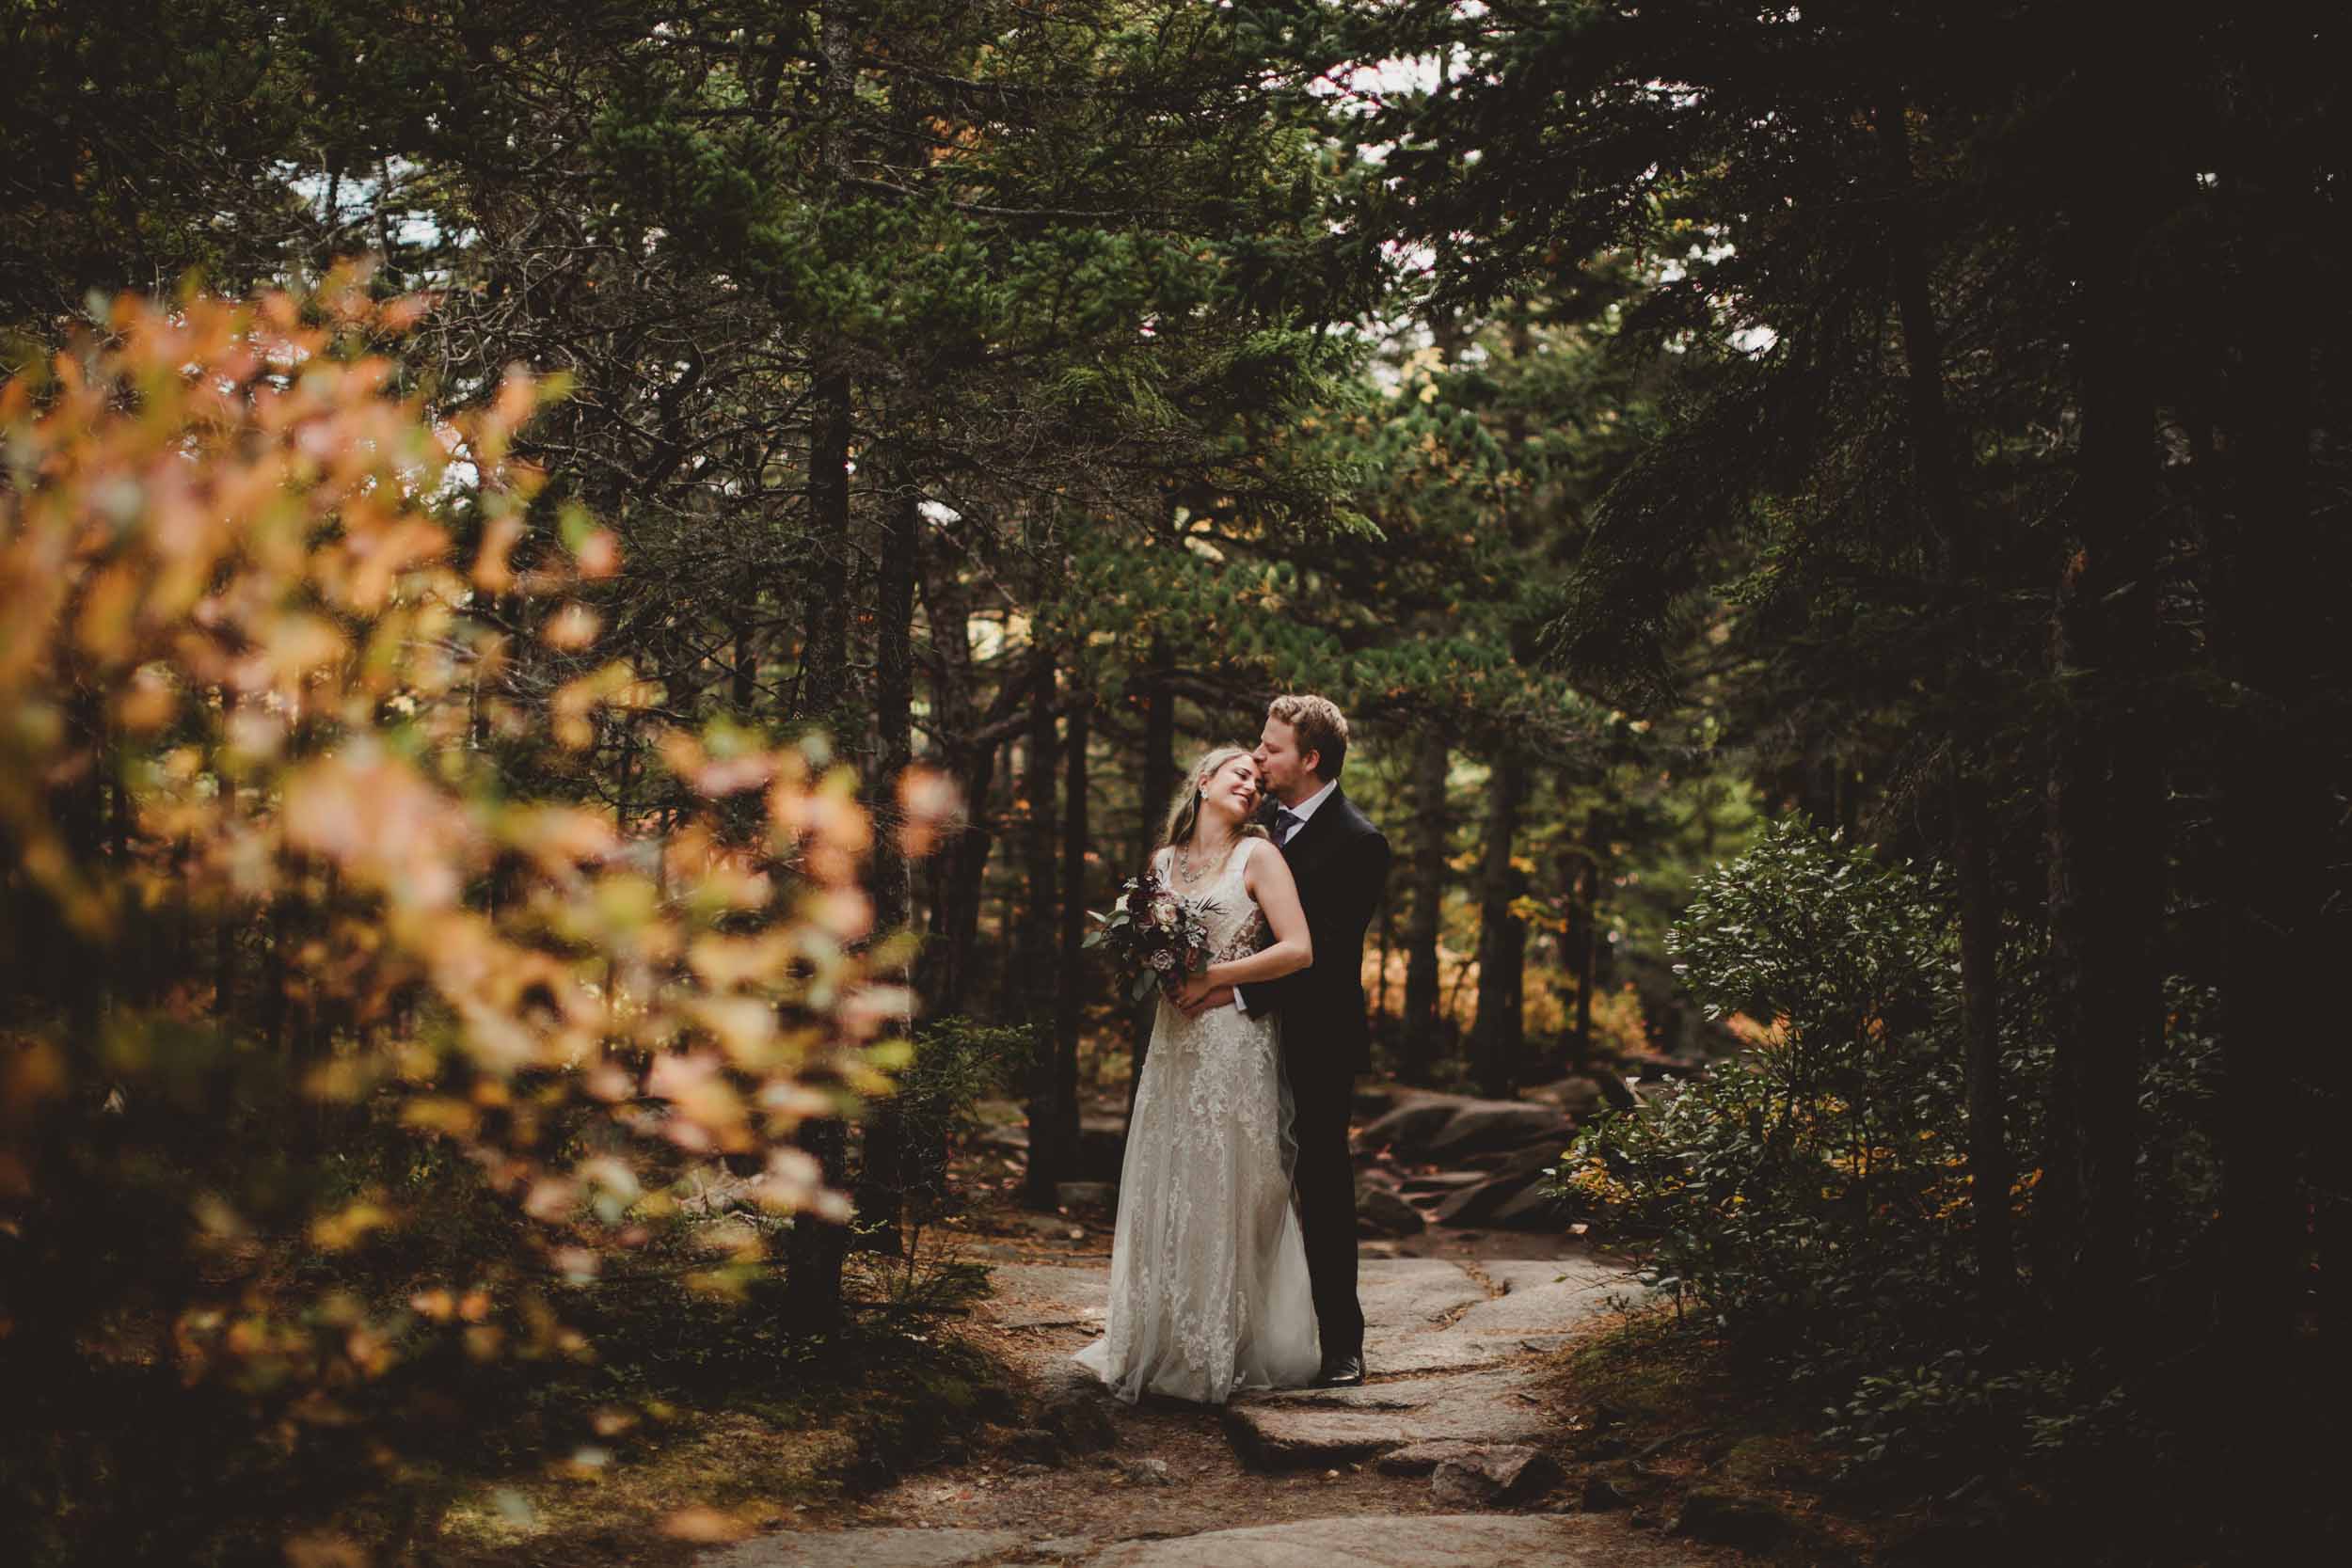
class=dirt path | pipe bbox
[698,1239,1740,1568]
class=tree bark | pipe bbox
[1053,699,1090,1172]
[1017,649,1071,1207]
[1877,93,2012,1313]
[1129,635,1176,1108]
[2041,214,2164,1347]
[800,358,853,724]
[1470,752,1529,1098]
[1399,733,1450,1082]
[783,0,859,1333]
[1567,846,1600,1075]
[2211,130,2324,1402]
[912,565,1004,1017]
[731,608,759,716]
[851,483,921,1255]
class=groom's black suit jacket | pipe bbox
[1238,784,1391,1077]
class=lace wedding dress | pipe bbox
[1073,838,1322,1403]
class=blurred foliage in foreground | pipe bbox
[0,273,950,1562]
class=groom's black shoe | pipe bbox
[1311,1353,1365,1388]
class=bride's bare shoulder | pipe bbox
[1239,834,1290,884]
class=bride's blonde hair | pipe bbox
[1159,745,1274,852]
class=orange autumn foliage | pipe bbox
[0,269,950,1409]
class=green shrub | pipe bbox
[1554,816,1976,1371]
[1551,815,2233,1506]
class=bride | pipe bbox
[1073,745,1323,1403]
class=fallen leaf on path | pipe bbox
[660,1507,753,1544]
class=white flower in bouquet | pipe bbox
[1150,948,1179,972]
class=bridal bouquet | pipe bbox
[1085,867,1217,1002]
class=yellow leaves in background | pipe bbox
[283,742,480,911]
[540,602,602,652]
[0,268,958,1444]
[474,512,528,593]
[895,765,961,856]
[686,930,795,990]
[661,1506,756,1544]
[309,1198,398,1252]
[689,995,787,1071]
[646,1052,750,1152]
[552,662,657,750]
[501,803,620,878]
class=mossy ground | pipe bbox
[1543,1307,1907,1565]
[417,1322,1012,1566]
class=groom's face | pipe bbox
[1253,719,1319,804]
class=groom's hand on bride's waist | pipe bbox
[1174,983,1235,1017]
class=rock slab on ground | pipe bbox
[1353,1094,1471,1155]
[1082,1513,1683,1567]
[1358,1093,1577,1162]
[1429,1444,1564,1507]
[1422,1101,1575,1163]
[1037,1385,1119,1455]
[1354,1182,1427,1237]
[703,1526,1024,1568]
[1429,1143,1578,1229]
[1222,1367,1555,1469]
[1522,1077,1610,1117]
[1354,1256,1624,1374]
[1447,1259,1621,1340]
[1115,1455,1174,1485]
[987,1264,1109,1331]
[1373,1439,1490,1476]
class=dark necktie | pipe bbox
[1274,806,1304,847]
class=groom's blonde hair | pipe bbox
[1267,694,1348,781]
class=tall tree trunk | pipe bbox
[1877,93,2013,1313]
[912,565,1002,1017]
[784,4,859,1332]
[796,1,856,734]
[2212,131,2324,1407]
[924,740,997,1015]
[1400,733,1450,1082]
[851,484,920,1255]
[1053,700,1090,1166]
[1470,752,1529,1099]
[2042,216,2163,1347]
[1017,650,1071,1207]
[1127,636,1176,1110]
[1567,848,1599,1075]
[731,608,758,716]
[801,358,853,724]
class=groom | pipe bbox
[1180,693,1391,1386]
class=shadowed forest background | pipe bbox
[1,3,2344,1564]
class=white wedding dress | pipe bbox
[1073,838,1323,1403]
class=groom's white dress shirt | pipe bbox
[1232,777,1338,1015]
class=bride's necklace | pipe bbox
[1173,832,1236,891]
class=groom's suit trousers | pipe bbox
[1288,1055,1365,1356]
[1245,784,1391,1362]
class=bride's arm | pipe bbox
[1202,840,1312,989]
